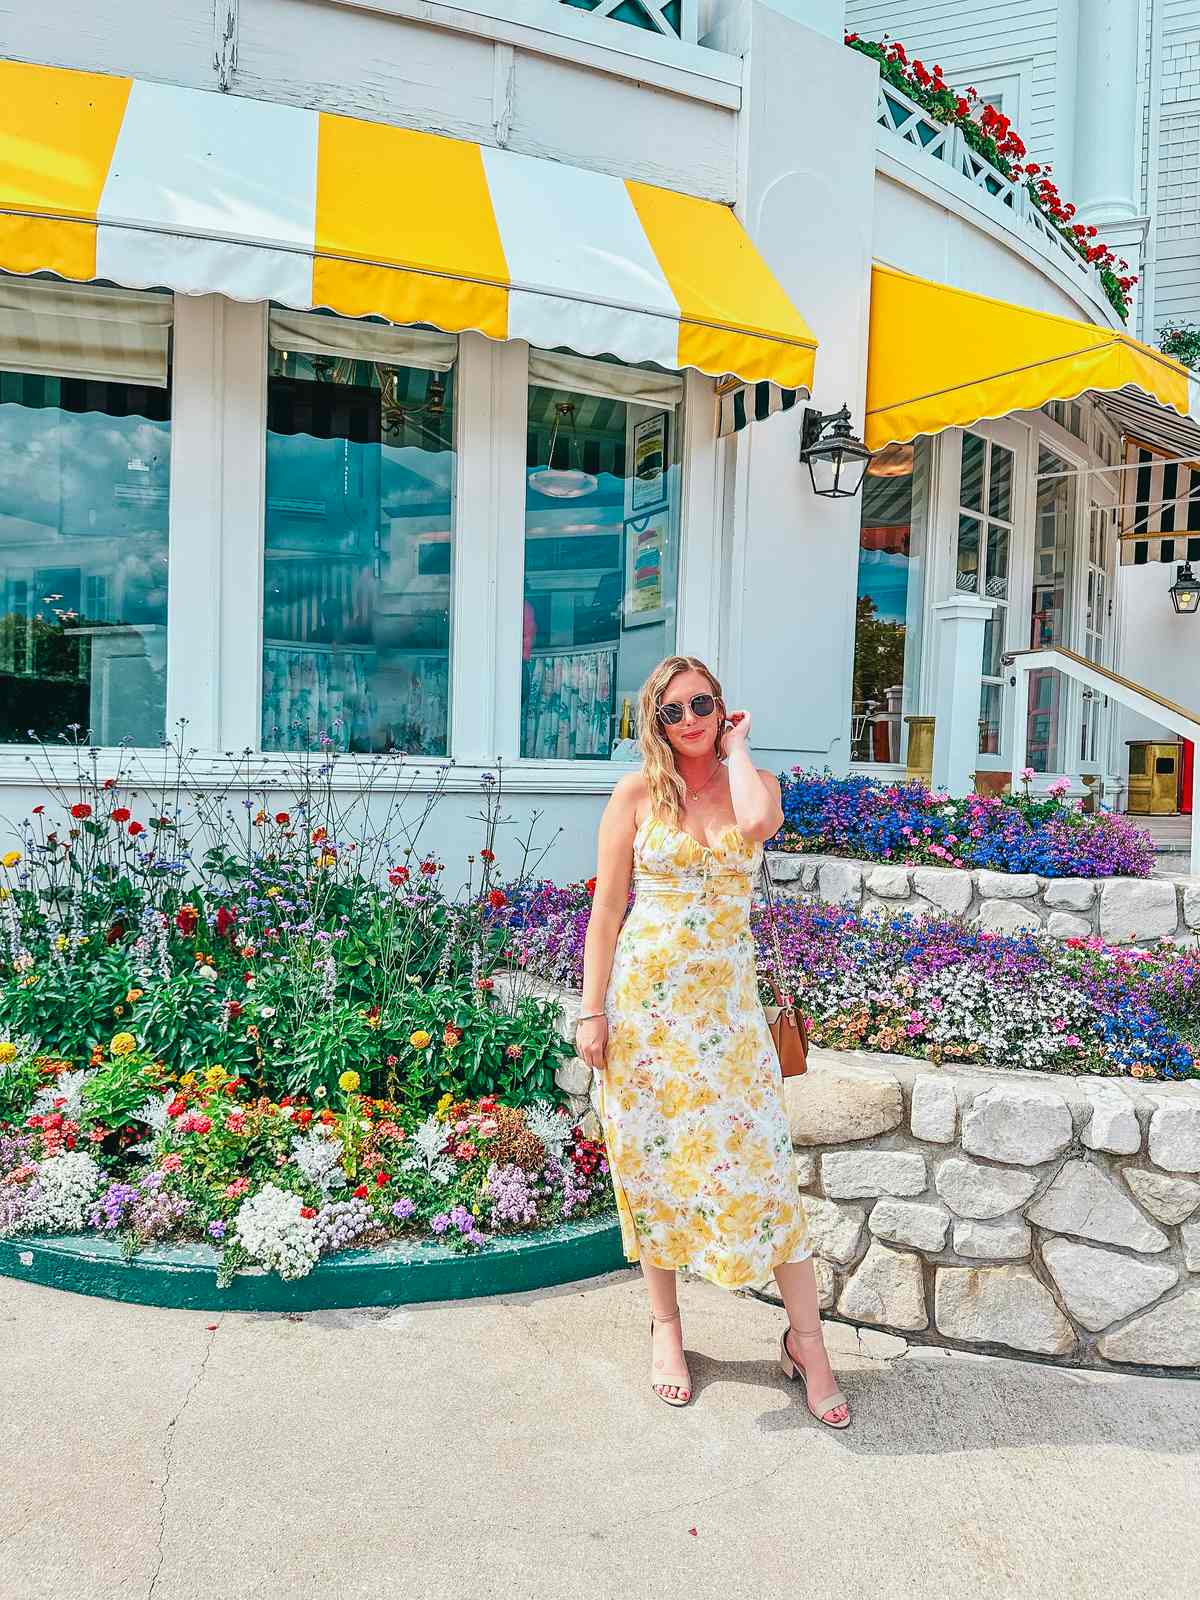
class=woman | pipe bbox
[576,655,849,1426]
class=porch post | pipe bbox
[930,597,993,795]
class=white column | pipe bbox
[450,332,527,766]
[931,597,993,795]
[1073,0,1140,225]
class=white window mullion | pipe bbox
[164,294,223,750]
[450,332,527,765]
[676,368,721,669]
[218,299,268,754]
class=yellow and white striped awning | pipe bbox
[0,58,817,393]
[865,263,1200,452]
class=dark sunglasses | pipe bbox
[657,693,717,725]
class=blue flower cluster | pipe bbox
[774,770,1155,879]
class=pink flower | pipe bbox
[1048,777,1072,799]
[181,1113,212,1135]
[225,1177,251,1199]
[225,1112,247,1134]
[1020,767,1036,783]
[159,1153,183,1173]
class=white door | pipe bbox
[1079,495,1118,773]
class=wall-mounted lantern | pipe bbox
[1169,561,1200,615]
[799,404,873,499]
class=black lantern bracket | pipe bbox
[799,404,874,499]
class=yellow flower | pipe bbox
[0,1042,17,1065]
[180,1072,197,1088]
[265,886,282,899]
[0,888,7,901]
[1,850,20,869]
[338,1070,361,1093]
[434,1090,453,1120]
[204,1064,228,1086]
[410,1029,433,1050]
[126,989,143,1004]
[55,935,67,952]
[110,1032,137,1058]
[317,851,337,869]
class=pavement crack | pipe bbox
[147,1321,219,1600]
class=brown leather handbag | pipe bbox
[760,862,808,1078]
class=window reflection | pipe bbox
[0,373,170,745]
[522,380,679,760]
[262,349,454,754]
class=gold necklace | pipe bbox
[684,761,724,801]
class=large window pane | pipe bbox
[0,370,170,745]
[1027,448,1075,771]
[850,440,929,762]
[959,432,986,510]
[956,514,982,592]
[522,378,679,760]
[262,346,454,754]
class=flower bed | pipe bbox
[498,885,1200,1082]
[0,746,614,1278]
[774,771,1155,879]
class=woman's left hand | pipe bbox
[720,710,752,758]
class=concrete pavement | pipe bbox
[1,1267,1197,1600]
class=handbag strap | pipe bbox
[758,856,795,1016]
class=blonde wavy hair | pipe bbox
[637,655,725,824]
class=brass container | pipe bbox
[904,715,935,782]
[1126,740,1182,815]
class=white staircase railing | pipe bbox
[1003,645,1200,874]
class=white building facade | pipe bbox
[1,0,1197,879]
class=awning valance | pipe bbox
[865,263,1200,452]
[0,59,817,393]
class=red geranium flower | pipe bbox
[419,858,438,876]
[375,1171,390,1186]
[274,812,290,825]
[166,1095,188,1118]
[32,804,44,815]
[479,848,495,863]
[110,807,131,823]
[388,865,410,886]
[70,803,92,820]
[300,1206,317,1219]
[128,821,145,836]
[353,1184,369,1199]
[487,889,507,909]
[175,905,198,936]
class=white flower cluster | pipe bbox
[810,956,1094,1074]
[400,1116,456,1184]
[233,1183,319,1280]
[28,1152,103,1232]
[290,1129,347,1193]
[523,1098,572,1159]
[30,1068,98,1120]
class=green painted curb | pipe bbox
[0,1213,626,1312]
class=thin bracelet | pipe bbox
[575,1010,606,1024]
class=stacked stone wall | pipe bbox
[767,852,1200,945]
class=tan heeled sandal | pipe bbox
[779,1325,851,1429]
[649,1307,692,1407]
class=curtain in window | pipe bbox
[522,646,616,760]
[262,646,449,754]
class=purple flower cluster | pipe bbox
[391,1195,416,1222]
[775,771,1155,878]
[312,1196,375,1255]
[429,1203,486,1247]
[88,1182,141,1232]
[485,1162,539,1227]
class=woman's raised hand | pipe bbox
[575,1015,608,1071]
[720,709,752,758]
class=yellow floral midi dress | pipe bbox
[596,815,810,1289]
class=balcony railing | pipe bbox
[876,80,1103,302]
[558,0,698,45]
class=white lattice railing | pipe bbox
[558,0,698,45]
[876,81,1094,290]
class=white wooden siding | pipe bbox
[844,0,1062,169]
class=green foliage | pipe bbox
[1159,323,1200,372]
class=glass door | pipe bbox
[1079,496,1117,772]
[954,430,1016,759]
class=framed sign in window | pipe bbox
[623,514,667,627]
[627,410,669,515]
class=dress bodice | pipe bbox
[632,814,761,899]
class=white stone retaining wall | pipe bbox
[499,974,1200,1372]
[766,851,1200,945]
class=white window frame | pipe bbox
[0,304,719,795]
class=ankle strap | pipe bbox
[652,1307,681,1324]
